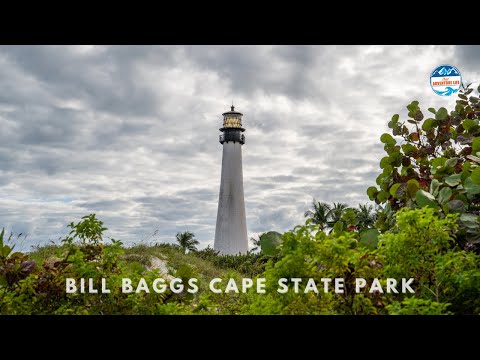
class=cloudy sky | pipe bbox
[0,45,478,250]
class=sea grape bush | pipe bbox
[368,84,480,249]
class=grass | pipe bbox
[29,244,62,264]
[125,243,236,281]
[29,242,240,284]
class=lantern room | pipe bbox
[221,105,245,130]
[219,105,245,145]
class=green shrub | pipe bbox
[368,84,480,249]
[242,207,480,315]
[380,207,480,314]
[244,223,384,315]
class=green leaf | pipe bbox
[462,161,471,182]
[470,96,479,104]
[462,119,477,131]
[333,221,344,233]
[382,164,393,176]
[342,208,358,226]
[385,144,400,155]
[428,107,436,114]
[392,125,402,135]
[380,133,396,145]
[445,158,458,168]
[406,179,420,197]
[376,174,384,186]
[401,143,416,156]
[0,244,12,259]
[430,179,441,196]
[389,151,401,161]
[422,118,436,131]
[359,229,380,250]
[460,213,479,229]
[390,183,401,198]
[259,231,283,256]
[448,200,465,213]
[388,114,400,128]
[450,128,457,139]
[407,101,419,115]
[380,156,390,169]
[471,167,480,184]
[377,190,390,202]
[472,137,480,155]
[445,173,461,187]
[438,187,452,205]
[464,177,480,195]
[367,186,378,200]
[431,157,447,169]
[389,151,402,166]
[435,107,448,120]
[416,190,438,209]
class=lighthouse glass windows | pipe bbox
[224,115,242,128]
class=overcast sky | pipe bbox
[0,45,478,250]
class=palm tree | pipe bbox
[357,204,376,230]
[327,202,349,228]
[304,199,331,231]
[175,231,199,254]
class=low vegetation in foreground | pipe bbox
[1,206,479,315]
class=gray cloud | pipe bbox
[0,45,475,251]
[454,46,480,73]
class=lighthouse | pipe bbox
[214,105,248,255]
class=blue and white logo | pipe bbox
[430,65,462,96]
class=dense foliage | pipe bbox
[368,84,480,250]
[2,206,478,314]
[244,207,480,315]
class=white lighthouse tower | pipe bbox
[214,105,248,255]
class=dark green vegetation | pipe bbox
[368,84,480,250]
[1,86,480,314]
